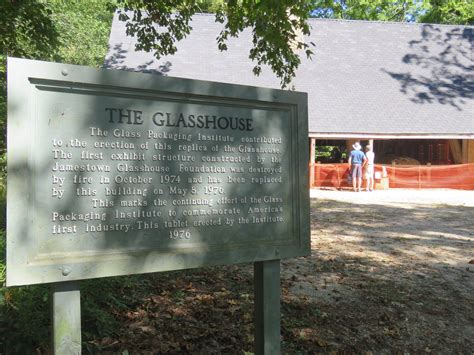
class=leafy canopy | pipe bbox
[117,0,315,88]
[312,0,427,21]
[311,0,473,25]
[418,0,474,25]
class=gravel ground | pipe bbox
[279,188,474,353]
[310,188,474,207]
[78,188,474,353]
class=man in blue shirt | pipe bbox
[348,142,367,192]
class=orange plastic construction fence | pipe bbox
[309,163,474,190]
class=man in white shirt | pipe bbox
[364,145,375,191]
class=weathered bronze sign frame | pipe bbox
[7,57,310,287]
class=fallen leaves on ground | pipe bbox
[85,193,474,354]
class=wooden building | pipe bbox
[105,13,474,165]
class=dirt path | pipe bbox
[90,189,474,353]
[280,189,474,353]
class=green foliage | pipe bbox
[46,0,117,66]
[196,0,226,13]
[0,0,59,60]
[82,278,131,340]
[1,284,51,353]
[117,0,314,88]
[314,145,346,162]
[312,0,473,24]
[312,0,427,22]
[419,0,474,25]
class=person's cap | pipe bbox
[352,142,361,150]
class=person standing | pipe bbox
[364,145,375,191]
[348,142,366,192]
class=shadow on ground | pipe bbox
[3,196,473,353]
[278,198,473,353]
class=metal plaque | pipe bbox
[7,57,310,286]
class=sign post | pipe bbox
[51,282,81,354]
[254,260,281,354]
[7,57,310,353]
